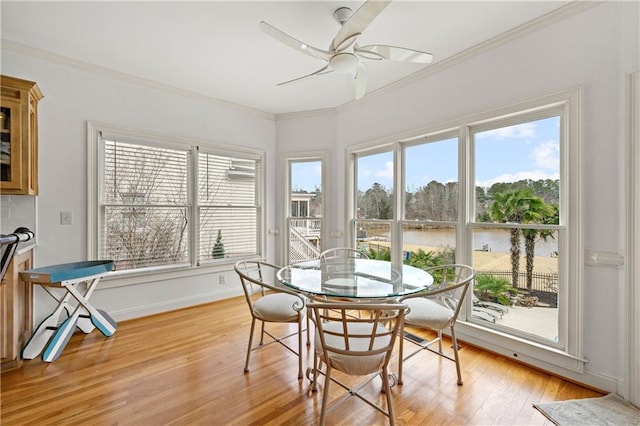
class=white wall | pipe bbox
[276,2,639,391]
[1,50,277,321]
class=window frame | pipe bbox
[282,152,327,264]
[347,88,584,372]
[468,108,565,348]
[87,121,266,277]
[353,146,398,261]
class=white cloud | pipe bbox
[532,140,559,170]
[476,170,559,188]
[477,122,536,139]
[375,161,394,180]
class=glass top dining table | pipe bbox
[277,258,433,300]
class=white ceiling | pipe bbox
[1,1,570,116]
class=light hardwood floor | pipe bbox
[1,297,602,425]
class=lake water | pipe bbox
[400,228,559,258]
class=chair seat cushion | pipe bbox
[253,293,303,322]
[404,297,453,330]
[315,322,390,375]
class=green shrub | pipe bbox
[475,274,515,306]
[367,247,391,261]
[406,248,443,269]
[212,230,225,259]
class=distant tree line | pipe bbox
[357,178,559,222]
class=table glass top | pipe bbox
[277,258,433,299]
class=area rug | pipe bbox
[533,393,640,425]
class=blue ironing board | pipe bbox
[22,260,114,284]
[20,260,116,362]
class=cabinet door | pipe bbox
[0,98,23,191]
[1,249,33,370]
[1,75,42,195]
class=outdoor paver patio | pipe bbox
[495,305,558,341]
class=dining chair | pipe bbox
[234,260,306,379]
[397,264,476,386]
[318,247,370,317]
[319,247,369,262]
[307,301,408,426]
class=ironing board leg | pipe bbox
[65,277,117,337]
[28,276,118,363]
[42,313,80,362]
[40,277,116,362]
[22,291,74,360]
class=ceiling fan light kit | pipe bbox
[330,53,358,76]
[260,0,433,100]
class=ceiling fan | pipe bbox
[260,0,433,100]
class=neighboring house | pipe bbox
[289,191,321,262]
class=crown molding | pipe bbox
[276,107,337,121]
[1,39,276,121]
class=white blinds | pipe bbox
[103,140,189,205]
[98,137,262,271]
[198,152,260,261]
[101,139,190,270]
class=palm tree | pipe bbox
[489,189,552,288]
[522,203,558,290]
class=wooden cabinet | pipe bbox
[1,247,34,370]
[1,75,43,195]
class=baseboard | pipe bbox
[109,288,242,322]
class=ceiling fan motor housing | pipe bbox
[333,7,353,25]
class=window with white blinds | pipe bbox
[198,152,261,262]
[94,127,263,273]
[102,140,190,270]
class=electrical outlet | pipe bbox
[60,211,73,225]
[219,275,226,285]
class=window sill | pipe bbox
[456,320,585,372]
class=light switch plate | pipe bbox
[60,211,72,225]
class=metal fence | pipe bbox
[476,269,558,306]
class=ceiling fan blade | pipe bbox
[332,0,391,52]
[260,21,331,62]
[354,62,367,99]
[276,64,333,87]
[355,44,433,63]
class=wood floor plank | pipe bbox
[1,297,603,425]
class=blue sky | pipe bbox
[291,160,322,192]
[290,116,560,192]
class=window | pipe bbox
[471,114,561,345]
[285,156,325,264]
[198,151,262,263]
[88,123,263,273]
[101,139,190,270]
[291,200,308,217]
[349,89,582,367]
[402,135,458,266]
[354,150,394,258]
